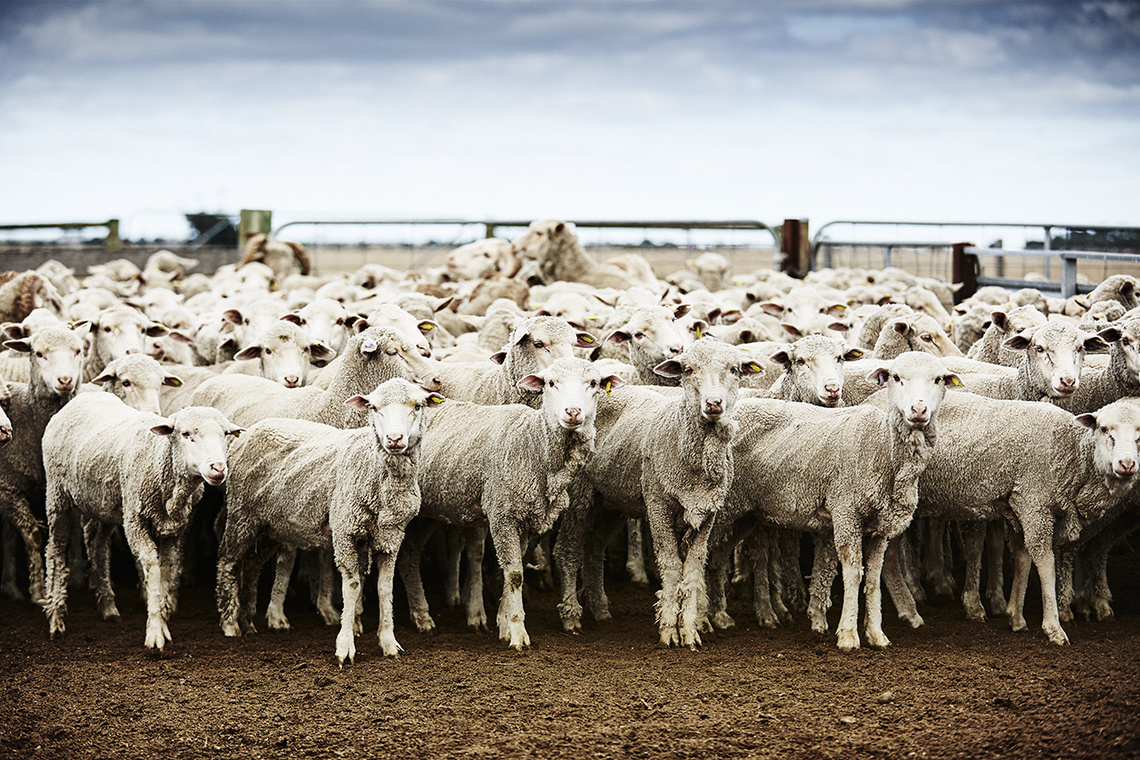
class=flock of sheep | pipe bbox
[1,220,1139,666]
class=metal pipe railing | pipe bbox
[0,220,121,250]
[962,247,1140,298]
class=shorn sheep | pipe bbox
[216,378,442,666]
[400,357,622,649]
[42,397,242,650]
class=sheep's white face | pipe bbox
[1077,402,1140,487]
[1005,322,1108,398]
[655,338,763,422]
[366,303,436,358]
[346,380,445,454]
[890,314,962,357]
[510,317,594,370]
[357,329,442,392]
[235,324,335,388]
[291,300,353,354]
[6,325,85,397]
[152,409,242,487]
[94,307,166,362]
[868,352,960,429]
[93,354,182,416]
[1114,320,1140,386]
[773,336,862,407]
[510,220,573,266]
[446,238,516,281]
[519,357,622,431]
[608,307,688,368]
[0,384,11,446]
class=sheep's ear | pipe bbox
[71,320,92,336]
[843,347,865,361]
[490,351,507,365]
[307,342,333,360]
[424,392,446,407]
[673,304,691,319]
[552,222,566,236]
[2,323,27,341]
[738,330,755,344]
[826,303,848,317]
[145,323,169,338]
[780,323,804,339]
[707,307,722,324]
[770,349,792,368]
[606,330,631,345]
[223,309,244,326]
[234,345,262,361]
[760,302,784,317]
[91,370,116,385]
[1002,334,1032,351]
[517,373,545,392]
[653,359,684,378]
[162,374,183,388]
[352,318,370,334]
[150,423,175,436]
[344,394,371,411]
[720,309,743,325]
[892,320,911,336]
[281,313,304,326]
[343,315,361,329]
[1087,329,1118,352]
[588,345,602,361]
[865,366,891,386]
[4,338,32,353]
[574,331,597,348]
[1075,413,1098,430]
[740,361,764,377]
[417,320,437,336]
[433,297,455,313]
[990,311,1009,332]
[944,373,963,388]
[601,374,625,395]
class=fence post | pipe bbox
[105,219,121,250]
[950,242,977,303]
[1061,256,1078,298]
[781,219,810,278]
[238,209,273,252]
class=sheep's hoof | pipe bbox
[335,631,356,666]
[48,617,65,639]
[899,611,924,629]
[561,619,582,635]
[709,611,736,630]
[1044,624,1070,646]
[836,629,860,652]
[865,630,890,649]
[266,617,291,632]
[1059,608,1074,624]
[1095,602,1116,622]
[658,629,681,648]
[220,621,241,638]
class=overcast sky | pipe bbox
[1,0,1138,243]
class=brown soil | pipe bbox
[2,549,1139,760]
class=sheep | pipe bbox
[965,305,1047,367]
[190,327,441,428]
[281,299,357,355]
[42,398,242,649]
[766,335,865,407]
[399,357,619,648]
[1087,274,1140,312]
[216,378,441,665]
[434,316,597,408]
[82,305,168,382]
[85,353,184,415]
[223,320,336,388]
[1044,317,1140,415]
[511,220,659,291]
[239,233,311,283]
[0,323,87,603]
[868,311,962,360]
[877,394,1140,645]
[709,352,959,651]
[553,338,762,647]
[0,271,65,324]
[686,252,731,293]
[602,305,692,386]
[445,238,520,280]
[950,301,992,353]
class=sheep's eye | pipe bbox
[547,379,555,387]
[122,380,131,387]
[534,341,545,349]
[103,326,112,333]
[891,374,901,383]
[633,333,645,340]
[181,431,192,439]
[1035,345,1046,353]
[34,352,43,359]
[589,380,597,388]
[263,347,272,355]
[1101,426,1109,434]
[934,377,943,384]
[921,334,933,342]
[413,402,423,411]
[795,358,806,366]
[1122,337,1131,346]
[387,348,398,356]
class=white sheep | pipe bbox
[511,220,659,291]
[216,378,442,665]
[223,320,336,388]
[82,304,168,382]
[42,398,241,649]
[399,357,619,649]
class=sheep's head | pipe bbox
[518,357,622,432]
[345,378,445,454]
[151,407,243,488]
[4,323,87,397]
[866,351,961,430]
[771,335,862,407]
[1076,400,1140,497]
[654,337,762,423]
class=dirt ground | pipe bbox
[2,542,1139,760]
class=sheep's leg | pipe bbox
[959,521,988,622]
[214,522,256,638]
[84,518,119,622]
[704,538,735,630]
[1026,529,1068,645]
[767,535,792,623]
[0,519,22,601]
[582,512,628,624]
[1004,529,1033,634]
[461,524,488,631]
[1056,546,1077,623]
[983,520,1008,616]
[124,519,169,651]
[0,492,47,605]
[265,548,296,631]
[646,505,684,648]
[333,543,363,667]
[834,537,864,652]
[625,518,650,587]
[921,518,956,598]
[444,526,464,608]
[490,519,529,650]
[677,516,714,649]
[374,548,402,657]
[862,534,890,649]
[777,529,807,615]
[553,499,588,633]
[65,510,86,591]
[882,535,924,628]
[315,548,340,627]
[746,528,779,628]
[808,533,838,634]
[43,487,74,637]
[395,520,437,633]
[157,536,181,629]
[1087,537,1116,621]
[897,525,926,604]
[527,533,554,592]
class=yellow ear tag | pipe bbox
[748,363,761,373]
[430,394,445,404]
[696,325,703,339]
[949,376,963,387]
[582,335,595,343]
[605,381,612,396]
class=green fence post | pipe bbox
[238,209,273,252]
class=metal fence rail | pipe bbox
[960,247,1140,298]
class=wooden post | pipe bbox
[780,219,810,278]
[950,242,977,304]
[238,209,272,252]
[105,219,121,250]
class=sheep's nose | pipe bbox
[206,463,227,483]
[1057,376,1078,393]
[283,376,300,388]
[56,377,73,391]
[421,375,442,392]
[704,399,724,417]
[124,347,139,355]
[419,347,432,358]
[1117,458,1137,476]
[385,434,406,452]
[668,345,684,356]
